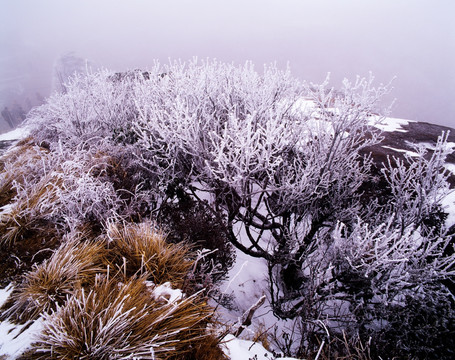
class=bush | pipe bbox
[363,292,455,359]
[158,187,235,286]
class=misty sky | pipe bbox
[1,0,454,127]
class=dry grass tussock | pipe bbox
[0,173,62,248]
[0,139,63,251]
[2,231,109,323]
[0,169,64,285]
[0,138,49,206]
[107,221,194,288]
[25,274,221,360]
[2,221,226,359]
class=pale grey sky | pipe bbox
[1,0,454,127]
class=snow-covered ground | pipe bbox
[0,286,45,359]
[369,115,415,133]
[0,126,30,142]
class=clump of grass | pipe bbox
[107,221,193,287]
[0,169,64,285]
[0,173,62,248]
[3,218,226,359]
[190,331,229,360]
[30,274,215,360]
[0,139,49,207]
[2,232,109,323]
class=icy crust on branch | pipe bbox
[133,62,387,198]
[26,68,142,146]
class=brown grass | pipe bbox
[0,173,64,286]
[107,221,194,287]
[0,139,49,207]
[2,233,109,323]
[1,211,225,358]
[29,274,216,360]
[0,173,63,248]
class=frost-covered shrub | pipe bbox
[26,68,144,148]
[13,59,455,357]
[365,292,455,359]
[0,139,126,284]
[0,144,122,246]
[158,188,235,286]
[381,132,453,235]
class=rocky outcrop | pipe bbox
[363,119,455,187]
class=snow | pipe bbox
[149,282,184,303]
[0,318,44,359]
[0,285,13,307]
[0,286,40,359]
[420,141,455,152]
[0,126,30,141]
[218,247,270,320]
[370,116,415,133]
[445,163,455,176]
[442,190,455,228]
[222,334,298,360]
[381,145,419,157]
[222,334,276,360]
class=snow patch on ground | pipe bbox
[381,145,419,157]
[420,141,455,151]
[0,318,44,359]
[370,116,415,133]
[0,126,30,141]
[0,285,13,308]
[223,334,283,360]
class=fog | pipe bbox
[1,0,454,132]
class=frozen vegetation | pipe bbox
[0,59,454,359]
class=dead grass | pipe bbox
[0,173,63,248]
[107,221,194,287]
[303,331,376,360]
[29,274,216,360]
[0,144,65,285]
[2,232,109,323]
[0,139,49,207]
[0,173,63,286]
